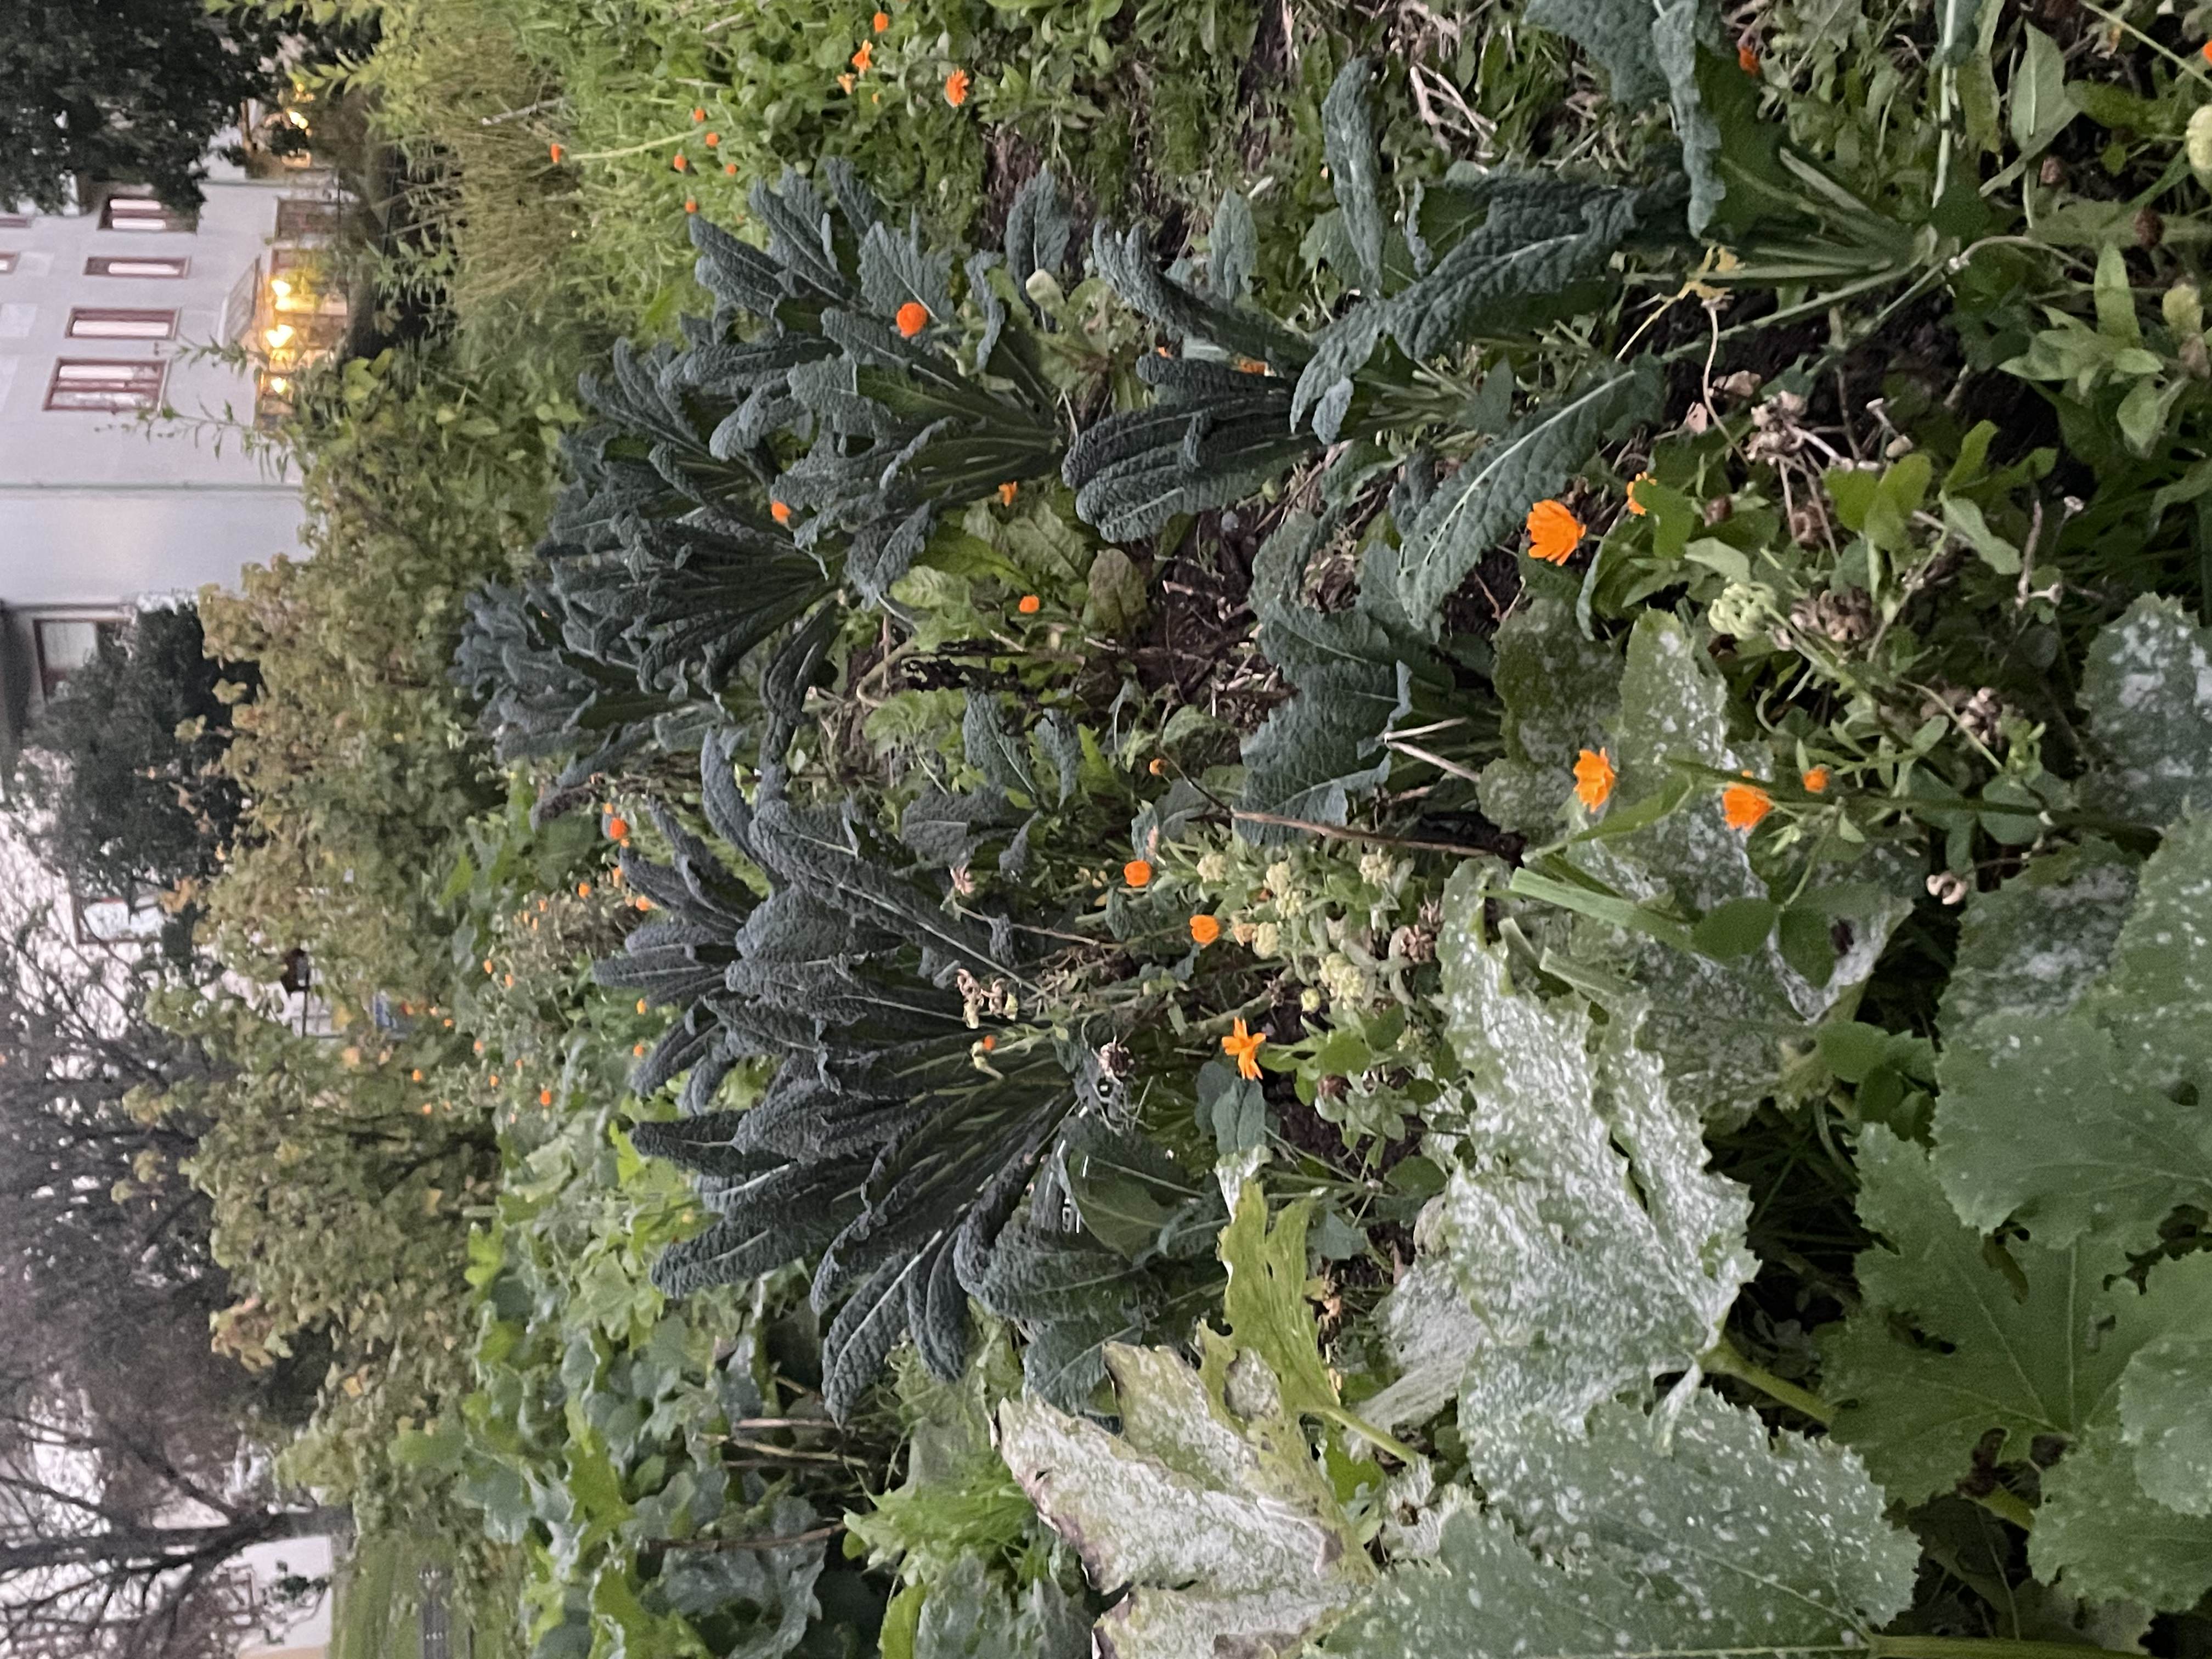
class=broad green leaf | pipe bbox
[1324,1393,1917,1659]
[2119,1332,2212,1517]
[1321,59,1386,294]
[2033,1418,2212,1609]
[998,1342,1374,1659]
[912,1554,1090,1659]
[1563,614,1914,1124]
[1390,359,1661,627]
[1525,0,1669,103]
[1827,1126,2212,1570]
[1362,867,1754,1440]
[1218,1183,1341,1424]
[2008,25,2077,160]
[1940,495,2019,573]
[1937,838,2136,1032]
[1238,659,1409,840]
[1652,3,1726,235]
[2080,595,2212,826]
[1477,588,1622,833]
[1931,817,2212,1247]
[1690,895,1776,958]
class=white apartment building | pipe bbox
[0,143,343,752]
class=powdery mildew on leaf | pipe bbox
[1477,588,1622,834]
[996,1342,1373,1659]
[1361,866,1753,1443]
[1932,815,2212,1248]
[1936,839,2137,1034]
[2081,595,2212,826]
[2033,1418,2212,1610]
[1571,614,1913,1124]
[1322,1394,1916,1659]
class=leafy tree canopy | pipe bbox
[0,0,291,212]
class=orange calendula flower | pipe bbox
[1737,42,1759,72]
[1017,594,1041,615]
[1722,782,1774,831]
[873,8,890,27]
[851,40,873,70]
[577,881,593,898]
[1189,913,1223,946]
[684,198,698,214]
[672,152,688,171]
[473,1039,486,1054]
[1573,747,1616,811]
[1626,471,1655,515]
[488,1074,500,1086]
[979,1033,997,1052]
[1802,766,1831,794]
[692,106,707,121]
[1222,1018,1266,1081]
[704,132,719,146]
[770,500,793,526]
[895,299,930,337]
[633,1042,648,1056]
[997,481,1019,506]
[549,143,565,162]
[483,959,495,975]
[944,67,971,106]
[539,1088,554,1106]
[410,1068,425,1082]
[1526,498,1585,565]
[606,815,629,840]
[725,162,739,174]
[2202,39,2211,62]
[1124,858,1154,889]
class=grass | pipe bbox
[330,1533,526,1659]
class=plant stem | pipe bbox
[1324,1404,1421,1465]
[1228,809,1492,858]
[1699,1336,1835,1426]
[1874,1638,2136,1659]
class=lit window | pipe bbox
[86,256,189,278]
[44,358,166,411]
[67,308,177,340]
[99,195,192,234]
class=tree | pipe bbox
[16,602,257,963]
[0,0,293,213]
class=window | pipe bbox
[44,358,166,410]
[99,194,191,234]
[66,307,176,340]
[32,616,125,696]
[0,254,15,275]
[86,255,189,278]
[273,198,340,239]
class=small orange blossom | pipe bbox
[997,481,1019,506]
[1123,858,1154,889]
[1802,766,1831,793]
[672,152,687,171]
[704,132,719,146]
[770,500,793,526]
[1222,1018,1266,1081]
[945,67,971,106]
[1722,782,1774,831]
[606,815,629,839]
[1017,594,1041,615]
[1626,471,1655,515]
[1189,913,1222,946]
[1737,43,1759,73]
[851,40,873,70]
[1526,499,1585,565]
[873,9,890,27]
[1573,748,1616,811]
[549,143,565,162]
[895,299,930,337]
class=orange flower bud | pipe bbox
[673,152,688,171]
[704,132,719,146]
[895,300,930,337]
[539,1088,553,1105]
[1802,766,1831,793]
[1189,913,1222,946]
[1737,42,1759,73]
[577,881,592,898]
[1017,594,1041,615]
[685,198,698,214]
[606,815,629,839]
[873,9,890,28]
[770,500,792,526]
[549,143,565,162]
[1124,859,1154,889]
[997,481,1019,506]
[692,106,706,121]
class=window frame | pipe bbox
[84,255,190,279]
[66,307,178,341]
[98,194,193,234]
[43,358,168,411]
